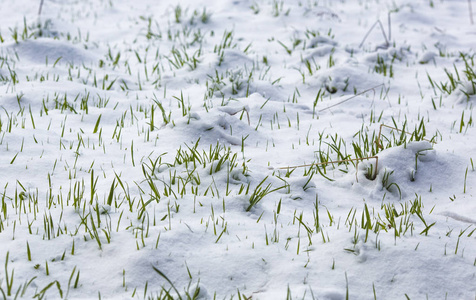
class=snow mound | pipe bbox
[7,38,99,65]
[370,141,452,199]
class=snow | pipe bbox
[0,0,475,299]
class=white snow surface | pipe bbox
[0,0,476,299]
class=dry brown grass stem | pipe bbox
[276,156,379,181]
[228,108,250,125]
[318,84,385,113]
[376,124,436,150]
[359,12,393,49]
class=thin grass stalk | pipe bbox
[469,0,474,25]
[39,0,45,15]
[359,11,393,48]
[376,124,436,150]
[152,267,183,300]
[318,84,384,112]
[276,156,379,180]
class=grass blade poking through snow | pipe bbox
[276,156,379,181]
[152,266,183,300]
[93,114,102,134]
[107,179,116,206]
[246,176,285,212]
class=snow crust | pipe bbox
[0,0,475,299]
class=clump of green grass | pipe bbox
[246,176,285,211]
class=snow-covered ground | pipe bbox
[0,0,475,298]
